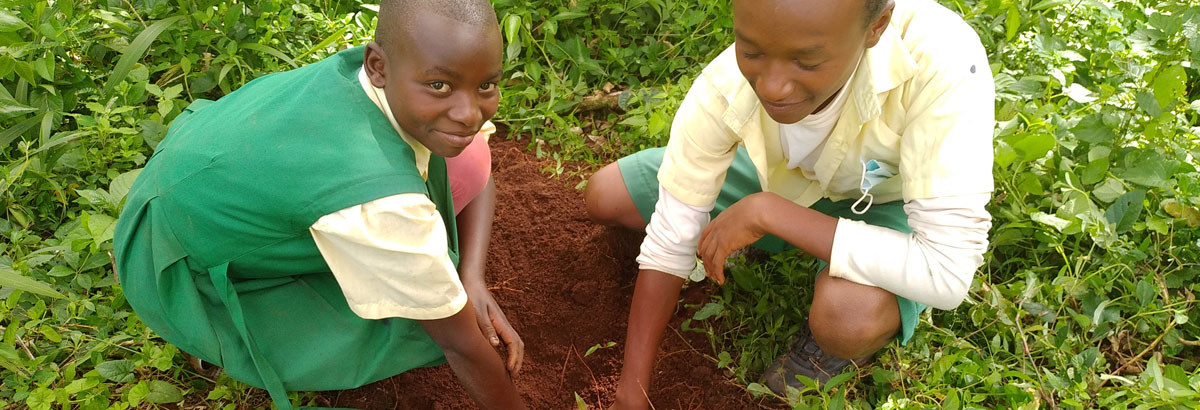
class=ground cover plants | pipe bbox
[1,0,1198,408]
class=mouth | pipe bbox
[435,130,477,148]
[760,99,802,113]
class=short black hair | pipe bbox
[864,0,892,26]
[375,0,498,45]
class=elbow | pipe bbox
[925,267,975,310]
[928,283,969,310]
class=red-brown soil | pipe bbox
[315,137,782,409]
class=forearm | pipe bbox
[748,192,837,262]
[419,302,525,409]
[456,177,496,288]
[616,269,685,405]
[441,336,526,409]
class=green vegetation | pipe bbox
[1,0,1197,409]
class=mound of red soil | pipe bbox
[316,137,781,409]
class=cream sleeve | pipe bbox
[636,186,714,279]
[828,193,992,310]
[309,193,467,320]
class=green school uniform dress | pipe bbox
[112,47,457,409]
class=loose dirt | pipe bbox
[315,136,782,409]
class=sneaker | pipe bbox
[761,324,871,396]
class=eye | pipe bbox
[794,60,821,70]
[479,82,497,92]
[428,81,450,93]
[741,52,763,59]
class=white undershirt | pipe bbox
[637,78,992,310]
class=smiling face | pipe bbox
[364,12,502,157]
[732,0,892,124]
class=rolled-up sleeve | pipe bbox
[828,193,992,310]
[309,193,466,320]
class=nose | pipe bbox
[447,92,483,127]
[754,62,794,103]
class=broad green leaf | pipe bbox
[64,378,98,395]
[96,359,135,382]
[552,11,589,21]
[1081,158,1108,185]
[1011,133,1055,161]
[0,267,65,299]
[1152,64,1187,109]
[1136,279,1156,306]
[1031,212,1070,231]
[33,55,53,82]
[75,189,111,207]
[1005,6,1020,41]
[0,114,42,148]
[1119,150,1173,188]
[823,371,855,393]
[746,382,775,397]
[39,324,61,343]
[0,11,28,32]
[102,15,186,98]
[107,168,144,208]
[1018,172,1043,195]
[0,96,37,118]
[1136,91,1162,117]
[127,381,149,406]
[692,302,724,320]
[1104,189,1145,233]
[1093,178,1126,203]
[84,212,118,245]
[1065,83,1097,103]
[144,380,184,404]
[240,43,298,69]
[0,343,25,377]
[25,387,54,410]
[1031,0,1072,10]
[1071,114,1115,144]
[1090,299,1112,328]
[503,14,523,61]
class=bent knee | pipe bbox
[809,281,900,358]
[584,162,637,226]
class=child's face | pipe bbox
[365,13,502,158]
[732,0,889,125]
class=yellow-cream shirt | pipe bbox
[641,0,995,309]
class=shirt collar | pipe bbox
[849,24,919,124]
[357,66,431,180]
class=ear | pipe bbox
[863,2,894,49]
[363,42,389,88]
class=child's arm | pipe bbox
[455,177,524,374]
[611,269,685,410]
[418,300,527,409]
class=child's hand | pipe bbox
[698,193,772,285]
[466,285,524,376]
